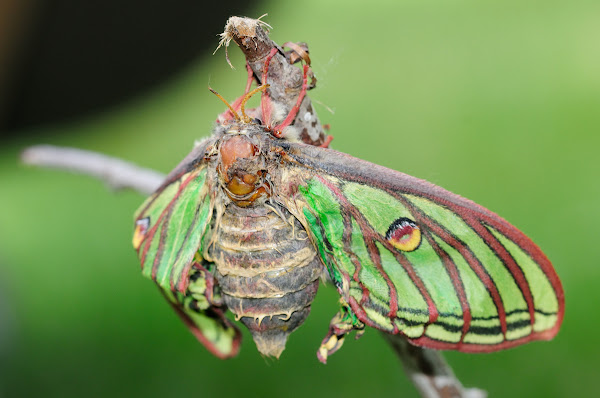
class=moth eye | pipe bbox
[133,217,150,250]
[385,217,421,252]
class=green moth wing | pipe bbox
[133,139,214,293]
[278,142,564,352]
[133,138,242,358]
[158,266,241,359]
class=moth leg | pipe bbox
[160,259,242,359]
[260,48,279,127]
[188,260,224,308]
[272,63,310,136]
[318,134,334,148]
[317,301,365,364]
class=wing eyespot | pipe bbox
[385,217,421,252]
[133,217,150,250]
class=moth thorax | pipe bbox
[219,134,270,207]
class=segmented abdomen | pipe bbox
[209,204,322,358]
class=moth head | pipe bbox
[219,134,259,168]
[218,134,271,207]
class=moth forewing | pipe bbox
[278,142,564,353]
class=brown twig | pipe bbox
[382,333,486,398]
[21,145,164,195]
[217,16,326,146]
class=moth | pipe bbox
[132,40,564,363]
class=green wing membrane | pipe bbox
[133,166,212,293]
[281,143,564,352]
[132,140,242,358]
[158,274,241,359]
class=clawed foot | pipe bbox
[317,302,365,363]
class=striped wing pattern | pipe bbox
[159,285,241,359]
[133,166,213,293]
[284,148,564,352]
[132,153,242,358]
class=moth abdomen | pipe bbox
[210,204,322,358]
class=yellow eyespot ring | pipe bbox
[386,218,421,252]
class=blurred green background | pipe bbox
[1,0,599,397]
